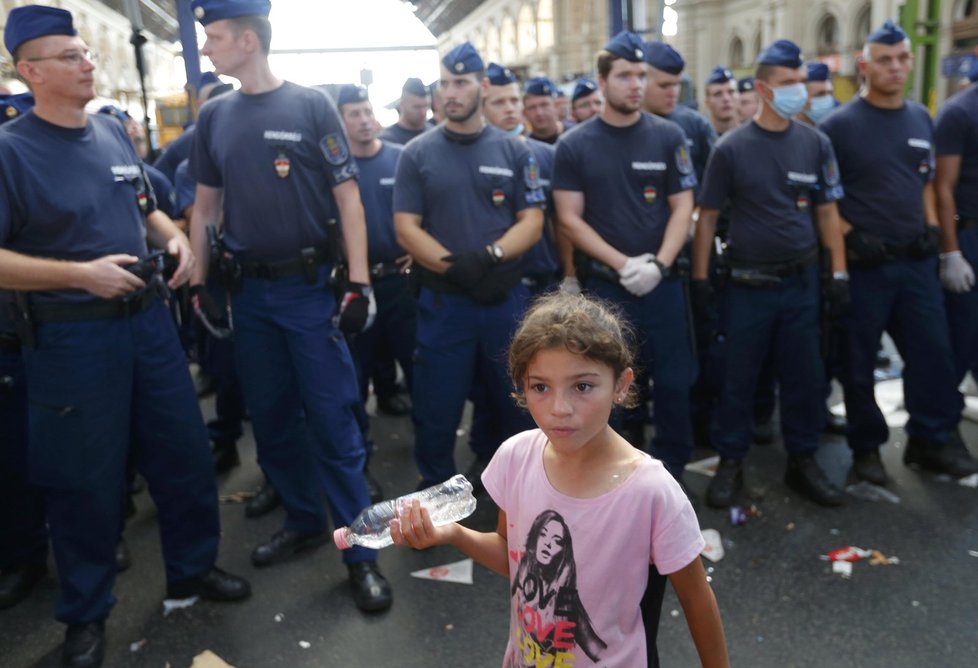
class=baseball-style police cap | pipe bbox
[197,71,221,91]
[644,41,685,74]
[706,65,735,85]
[4,5,77,56]
[604,31,645,63]
[524,76,556,97]
[757,39,803,68]
[486,63,518,86]
[571,79,598,102]
[737,76,755,93]
[97,105,132,124]
[806,63,830,82]
[867,19,908,45]
[191,0,271,26]
[402,77,427,97]
[0,92,35,124]
[336,84,369,107]
[441,42,484,75]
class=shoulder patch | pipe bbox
[822,158,840,188]
[675,144,693,176]
[321,133,349,165]
[524,155,541,190]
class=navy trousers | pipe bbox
[944,227,978,383]
[351,273,416,404]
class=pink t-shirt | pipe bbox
[482,429,705,668]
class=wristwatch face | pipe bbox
[491,244,504,260]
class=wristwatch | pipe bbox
[487,243,505,263]
[832,271,850,281]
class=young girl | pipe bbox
[391,292,728,667]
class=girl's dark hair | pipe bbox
[508,292,638,408]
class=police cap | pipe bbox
[486,63,518,86]
[644,41,685,74]
[402,77,427,98]
[706,65,735,86]
[441,42,484,75]
[4,5,77,56]
[0,92,35,124]
[604,31,645,63]
[757,40,803,69]
[524,76,556,97]
[337,84,369,107]
[867,19,908,45]
[737,76,755,93]
[191,0,271,26]
[571,79,598,102]
[806,63,830,82]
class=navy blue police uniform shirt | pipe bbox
[521,138,559,275]
[356,141,406,264]
[552,112,696,257]
[0,112,153,303]
[153,127,195,183]
[393,124,545,267]
[144,162,177,219]
[190,81,357,259]
[379,124,426,147]
[934,85,978,221]
[699,120,842,263]
[663,104,716,201]
[820,97,934,245]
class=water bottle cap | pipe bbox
[333,527,349,550]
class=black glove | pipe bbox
[334,282,376,334]
[442,249,494,291]
[690,279,717,324]
[845,230,888,265]
[190,284,232,340]
[909,225,942,259]
[823,277,851,320]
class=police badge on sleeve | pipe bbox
[523,156,546,204]
[321,133,349,165]
[675,144,693,176]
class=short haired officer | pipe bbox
[0,91,47,614]
[187,0,393,612]
[798,63,836,126]
[642,41,717,199]
[693,39,849,508]
[703,65,740,136]
[0,6,250,665]
[935,48,978,387]
[553,31,698,481]
[335,84,417,434]
[570,78,603,123]
[820,20,978,483]
[379,76,429,145]
[737,76,759,123]
[393,42,544,487]
[523,75,565,144]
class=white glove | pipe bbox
[940,251,976,294]
[559,276,581,295]
[618,253,656,281]
[619,255,663,297]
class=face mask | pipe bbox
[768,82,808,119]
[506,123,525,138]
[806,95,835,123]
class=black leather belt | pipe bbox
[369,260,404,280]
[521,271,560,289]
[238,245,332,280]
[727,247,818,277]
[0,332,20,353]
[29,288,159,323]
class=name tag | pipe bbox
[907,138,930,150]
[632,161,666,171]
[479,166,514,177]
[111,164,141,180]
[786,171,817,184]
[379,177,396,186]
[264,130,302,142]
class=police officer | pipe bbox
[187,0,392,612]
[336,84,417,439]
[569,78,603,123]
[737,77,759,123]
[703,65,740,136]
[820,20,978,483]
[693,39,849,508]
[935,49,978,386]
[642,41,716,196]
[523,76,565,144]
[0,7,250,666]
[379,77,430,145]
[553,31,697,482]
[798,63,836,126]
[393,42,544,488]
[0,91,47,613]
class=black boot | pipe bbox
[785,454,845,506]
[62,621,105,668]
[348,561,392,612]
[851,449,887,485]
[376,394,411,416]
[251,529,328,568]
[904,433,978,478]
[706,458,743,508]
[212,440,240,474]
[0,562,46,610]
[245,481,280,518]
[166,567,251,601]
[752,419,774,445]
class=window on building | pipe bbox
[538,0,554,51]
[501,13,517,63]
[518,3,537,56]
[730,37,745,69]
[817,14,840,55]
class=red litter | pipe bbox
[823,546,873,562]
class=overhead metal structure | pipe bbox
[407,0,486,37]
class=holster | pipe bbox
[9,292,36,351]
[207,225,243,293]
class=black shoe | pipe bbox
[212,441,240,475]
[115,540,131,574]
[63,622,105,668]
[464,458,491,496]
[376,394,411,417]
[904,434,978,478]
[251,529,328,568]
[365,469,384,504]
[0,562,47,610]
[166,567,251,601]
[851,449,887,485]
[785,454,845,506]
[706,458,743,508]
[348,561,392,612]
[823,409,848,436]
[752,419,774,445]
[245,482,281,518]
[619,423,646,450]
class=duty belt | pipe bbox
[28,288,160,323]
[418,267,521,295]
[726,247,818,286]
[238,244,332,281]
[369,260,405,280]
[585,258,676,284]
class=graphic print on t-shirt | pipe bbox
[507,510,606,666]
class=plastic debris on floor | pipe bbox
[958,473,978,488]
[701,529,724,562]
[410,558,474,584]
[190,650,236,668]
[823,546,899,577]
[219,491,257,504]
[162,595,199,616]
[685,455,720,478]
[846,481,902,503]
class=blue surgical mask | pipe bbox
[506,123,525,138]
[769,83,808,119]
[806,95,835,123]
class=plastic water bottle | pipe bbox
[333,474,477,550]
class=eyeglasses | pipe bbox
[27,50,98,65]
